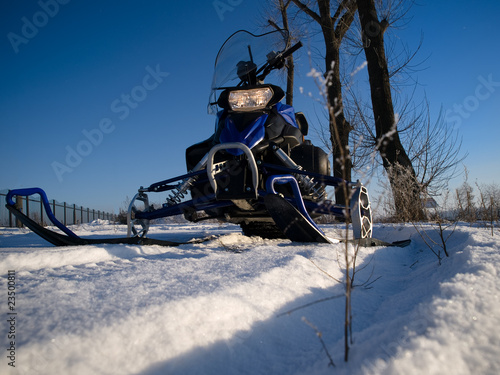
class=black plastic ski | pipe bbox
[264,194,332,243]
[341,237,411,248]
[263,194,411,247]
[6,205,214,247]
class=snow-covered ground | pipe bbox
[0,221,499,375]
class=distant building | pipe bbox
[423,197,438,209]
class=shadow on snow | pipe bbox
[138,229,473,375]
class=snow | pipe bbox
[1,222,499,374]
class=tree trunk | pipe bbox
[324,38,352,195]
[291,0,357,205]
[280,0,295,106]
[356,0,424,221]
[269,0,295,106]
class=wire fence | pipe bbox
[0,191,116,228]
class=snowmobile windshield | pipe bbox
[208,29,289,114]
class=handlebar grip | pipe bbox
[258,40,303,80]
[282,41,303,59]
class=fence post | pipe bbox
[0,192,115,228]
[26,196,30,221]
[15,196,23,228]
[0,192,114,228]
[40,198,44,226]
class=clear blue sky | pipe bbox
[1,0,499,213]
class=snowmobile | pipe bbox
[6,30,409,248]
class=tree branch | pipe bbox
[268,19,281,30]
[332,0,347,24]
[333,0,354,25]
[290,0,322,24]
[335,1,358,41]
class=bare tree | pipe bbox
[340,0,466,220]
[401,103,466,197]
[455,170,476,223]
[267,0,465,221]
[476,182,500,235]
[356,0,425,221]
[348,86,466,198]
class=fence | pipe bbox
[0,191,116,228]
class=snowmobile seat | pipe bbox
[186,135,214,172]
[295,112,309,136]
[264,106,303,151]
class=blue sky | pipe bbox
[1,0,499,213]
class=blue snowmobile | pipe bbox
[6,30,398,247]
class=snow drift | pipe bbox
[0,222,499,374]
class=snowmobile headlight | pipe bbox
[228,87,274,112]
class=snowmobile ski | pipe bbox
[264,193,332,243]
[341,237,411,248]
[5,203,214,248]
[264,175,332,243]
[263,194,410,247]
[263,176,410,247]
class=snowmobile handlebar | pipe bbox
[282,41,303,60]
[257,41,303,82]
